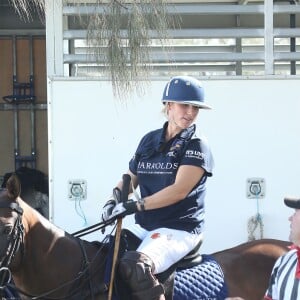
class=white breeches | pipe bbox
[123,223,203,274]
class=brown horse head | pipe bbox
[0,180,24,282]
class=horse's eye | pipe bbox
[3,226,12,235]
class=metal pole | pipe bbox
[29,35,36,168]
[12,35,19,169]
[264,0,274,75]
[290,0,296,75]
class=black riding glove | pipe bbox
[108,199,138,220]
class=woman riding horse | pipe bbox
[0,174,290,299]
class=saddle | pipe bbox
[110,229,203,300]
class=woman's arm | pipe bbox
[141,165,205,210]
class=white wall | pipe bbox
[48,77,300,253]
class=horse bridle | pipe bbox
[0,200,24,289]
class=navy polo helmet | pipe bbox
[162,76,212,109]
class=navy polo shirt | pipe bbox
[129,122,214,233]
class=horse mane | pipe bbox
[2,167,49,196]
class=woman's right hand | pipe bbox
[101,198,117,222]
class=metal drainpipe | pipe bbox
[290,0,296,75]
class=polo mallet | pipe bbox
[108,174,131,300]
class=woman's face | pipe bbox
[167,102,199,130]
[288,209,300,245]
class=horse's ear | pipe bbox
[6,174,21,199]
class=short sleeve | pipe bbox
[180,137,214,176]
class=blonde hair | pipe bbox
[161,102,170,118]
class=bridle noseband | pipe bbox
[0,201,24,289]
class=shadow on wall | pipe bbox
[1,166,49,219]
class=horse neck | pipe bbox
[19,203,75,270]
[19,200,61,251]
[14,202,108,298]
